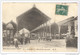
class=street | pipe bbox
[3,39,77,52]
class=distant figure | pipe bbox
[14,38,19,48]
[38,37,41,42]
[25,33,30,44]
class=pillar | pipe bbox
[74,20,78,37]
[58,25,61,39]
[49,21,51,38]
[68,22,71,36]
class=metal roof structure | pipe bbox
[58,16,77,26]
[17,6,51,31]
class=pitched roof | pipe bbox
[17,6,51,31]
[58,16,77,26]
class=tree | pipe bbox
[3,22,6,30]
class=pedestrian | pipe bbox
[38,37,41,42]
[25,33,30,44]
[14,38,19,48]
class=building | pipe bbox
[17,5,50,31]
[58,16,78,38]
[3,21,17,46]
[58,16,78,47]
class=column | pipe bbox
[58,25,61,39]
[74,20,78,37]
[68,22,71,38]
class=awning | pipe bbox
[19,28,30,34]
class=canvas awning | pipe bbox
[19,28,30,34]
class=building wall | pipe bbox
[74,20,78,37]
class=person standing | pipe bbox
[14,38,19,48]
[38,37,41,42]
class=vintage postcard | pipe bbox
[2,2,78,52]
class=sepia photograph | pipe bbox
[2,2,78,52]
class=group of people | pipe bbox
[13,32,30,48]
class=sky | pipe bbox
[2,2,78,24]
